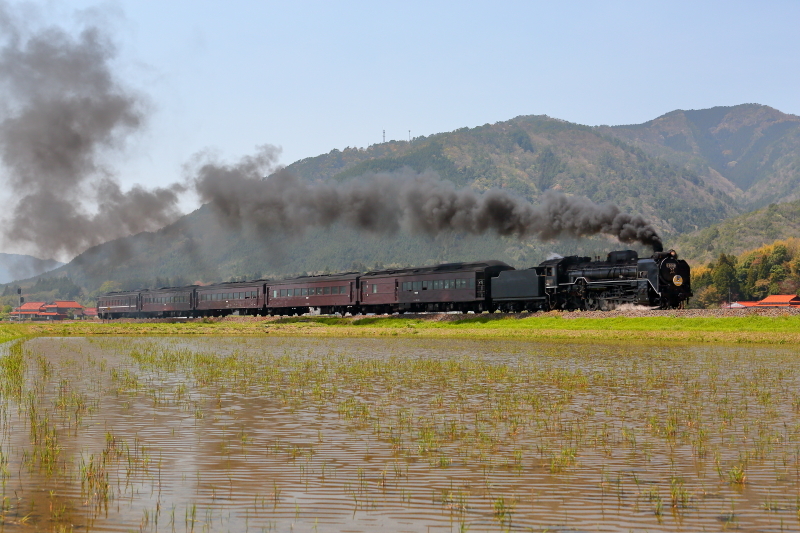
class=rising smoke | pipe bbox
[193,147,664,252]
[0,2,663,263]
[0,3,184,260]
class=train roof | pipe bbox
[271,272,361,284]
[141,285,199,293]
[361,260,512,278]
[538,255,591,267]
[196,280,269,290]
[99,290,142,296]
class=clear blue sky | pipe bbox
[13,1,800,196]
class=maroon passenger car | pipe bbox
[97,291,140,319]
[266,273,359,315]
[140,286,196,317]
[195,281,266,317]
[360,261,513,314]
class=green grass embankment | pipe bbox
[0,324,29,344]
[3,314,800,344]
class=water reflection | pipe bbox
[0,336,798,532]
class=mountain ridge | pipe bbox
[600,103,800,208]
[0,253,63,285]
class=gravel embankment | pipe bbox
[110,307,800,324]
[388,307,800,322]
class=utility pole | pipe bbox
[408,130,411,142]
[383,130,385,143]
[17,287,22,324]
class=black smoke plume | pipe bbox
[0,3,184,260]
[193,146,664,252]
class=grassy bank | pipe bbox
[1,314,800,344]
[0,324,29,344]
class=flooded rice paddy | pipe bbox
[0,336,799,532]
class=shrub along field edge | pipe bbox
[1,314,799,344]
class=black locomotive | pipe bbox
[97,248,691,319]
[492,249,691,311]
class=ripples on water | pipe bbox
[0,336,799,532]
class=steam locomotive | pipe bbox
[97,249,691,319]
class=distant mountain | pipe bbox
[0,253,63,284]
[673,200,800,265]
[11,104,800,291]
[600,104,800,209]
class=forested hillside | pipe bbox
[674,200,800,264]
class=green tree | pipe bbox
[695,286,722,308]
[769,244,789,265]
[712,253,738,299]
[752,279,770,300]
[769,264,787,283]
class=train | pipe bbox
[97,248,692,319]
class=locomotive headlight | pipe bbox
[673,274,683,286]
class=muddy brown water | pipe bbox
[0,336,799,532]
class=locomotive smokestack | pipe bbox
[193,147,664,251]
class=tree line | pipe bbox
[691,238,800,307]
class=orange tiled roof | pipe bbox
[756,295,800,306]
[52,300,84,308]
[16,301,45,311]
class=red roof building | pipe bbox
[755,295,800,307]
[12,300,85,320]
[44,301,84,316]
